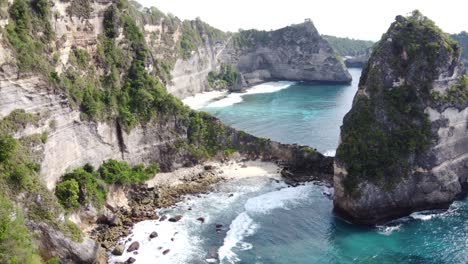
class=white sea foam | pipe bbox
[218,183,318,263]
[377,224,402,236]
[244,184,314,214]
[108,215,202,264]
[218,212,257,263]
[323,150,336,157]
[409,210,450,221]
[182,90,228,109]
[206,81,295,108]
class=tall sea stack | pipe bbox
[334,11,468,224]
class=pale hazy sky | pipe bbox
[135,0,468,41]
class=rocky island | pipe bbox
[334,11,468,224]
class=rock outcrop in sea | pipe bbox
[334,11,468,224]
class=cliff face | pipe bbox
[223,21,351,87]
[334,12,468,224]
[168,20,351,98]
[0,1,334,262]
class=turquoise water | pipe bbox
[200,68,362,153]
[111,68,467,264]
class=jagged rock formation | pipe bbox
[334,11,468,224]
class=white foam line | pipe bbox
[184,81,295,109]
[182,90,228,110]
[218,183,318,263]
[207,81,295,108]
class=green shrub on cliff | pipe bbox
[208,64,240,88]
[55,179,80,210]
[99,160,159,184]
[5,0,53,73]
[56,167,106,209]
[0,197,42,264]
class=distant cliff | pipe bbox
[163,20,352,98]
[334,11,468,224]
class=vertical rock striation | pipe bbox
[334,11,468,224]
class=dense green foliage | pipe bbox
[55,160,159,210]
[336,11,452,195]
[178,19,225,59]
[451,31,468,63]
[322,35,374,56]
[232,29,271,48]
[207,64,240,88]
[5,0,53,73]
[99,160,159,184]
[0,197,41,264]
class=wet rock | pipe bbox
[228,194,234,197]
[159,215,167,222]
[112,244,124,256]
[149,231,158,239]
[127,241,140,252]
[196,217,205,223]
[204,165,214,170]
[163,249,170,255]
[215,224,223,228]
[125,257,136,264]
[171,238,174,241]
[168,215,183,222]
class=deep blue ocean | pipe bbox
[110,68,467,264]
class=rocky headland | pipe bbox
[0,0,335,262]
[334,11,468,225]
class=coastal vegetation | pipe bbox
[207,64,240,88]
[55,161,159,210]
[322,35,374,56]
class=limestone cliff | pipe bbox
[334,11,468,224]
[0,0,333,262]
[167,20,352,98]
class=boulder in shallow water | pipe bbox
[168,215,183,222]
[197,217,205,223]
[163,249,170,255]
[149,231,158,239]
[127,241,140,252]
[125,257,136,264]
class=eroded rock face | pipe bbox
[333,12,468,224]
[31,222,102,264]
[227,21,351,86]
[168,20,352,99]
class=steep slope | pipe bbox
[0,0,333,262]
[334,11,468,224]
